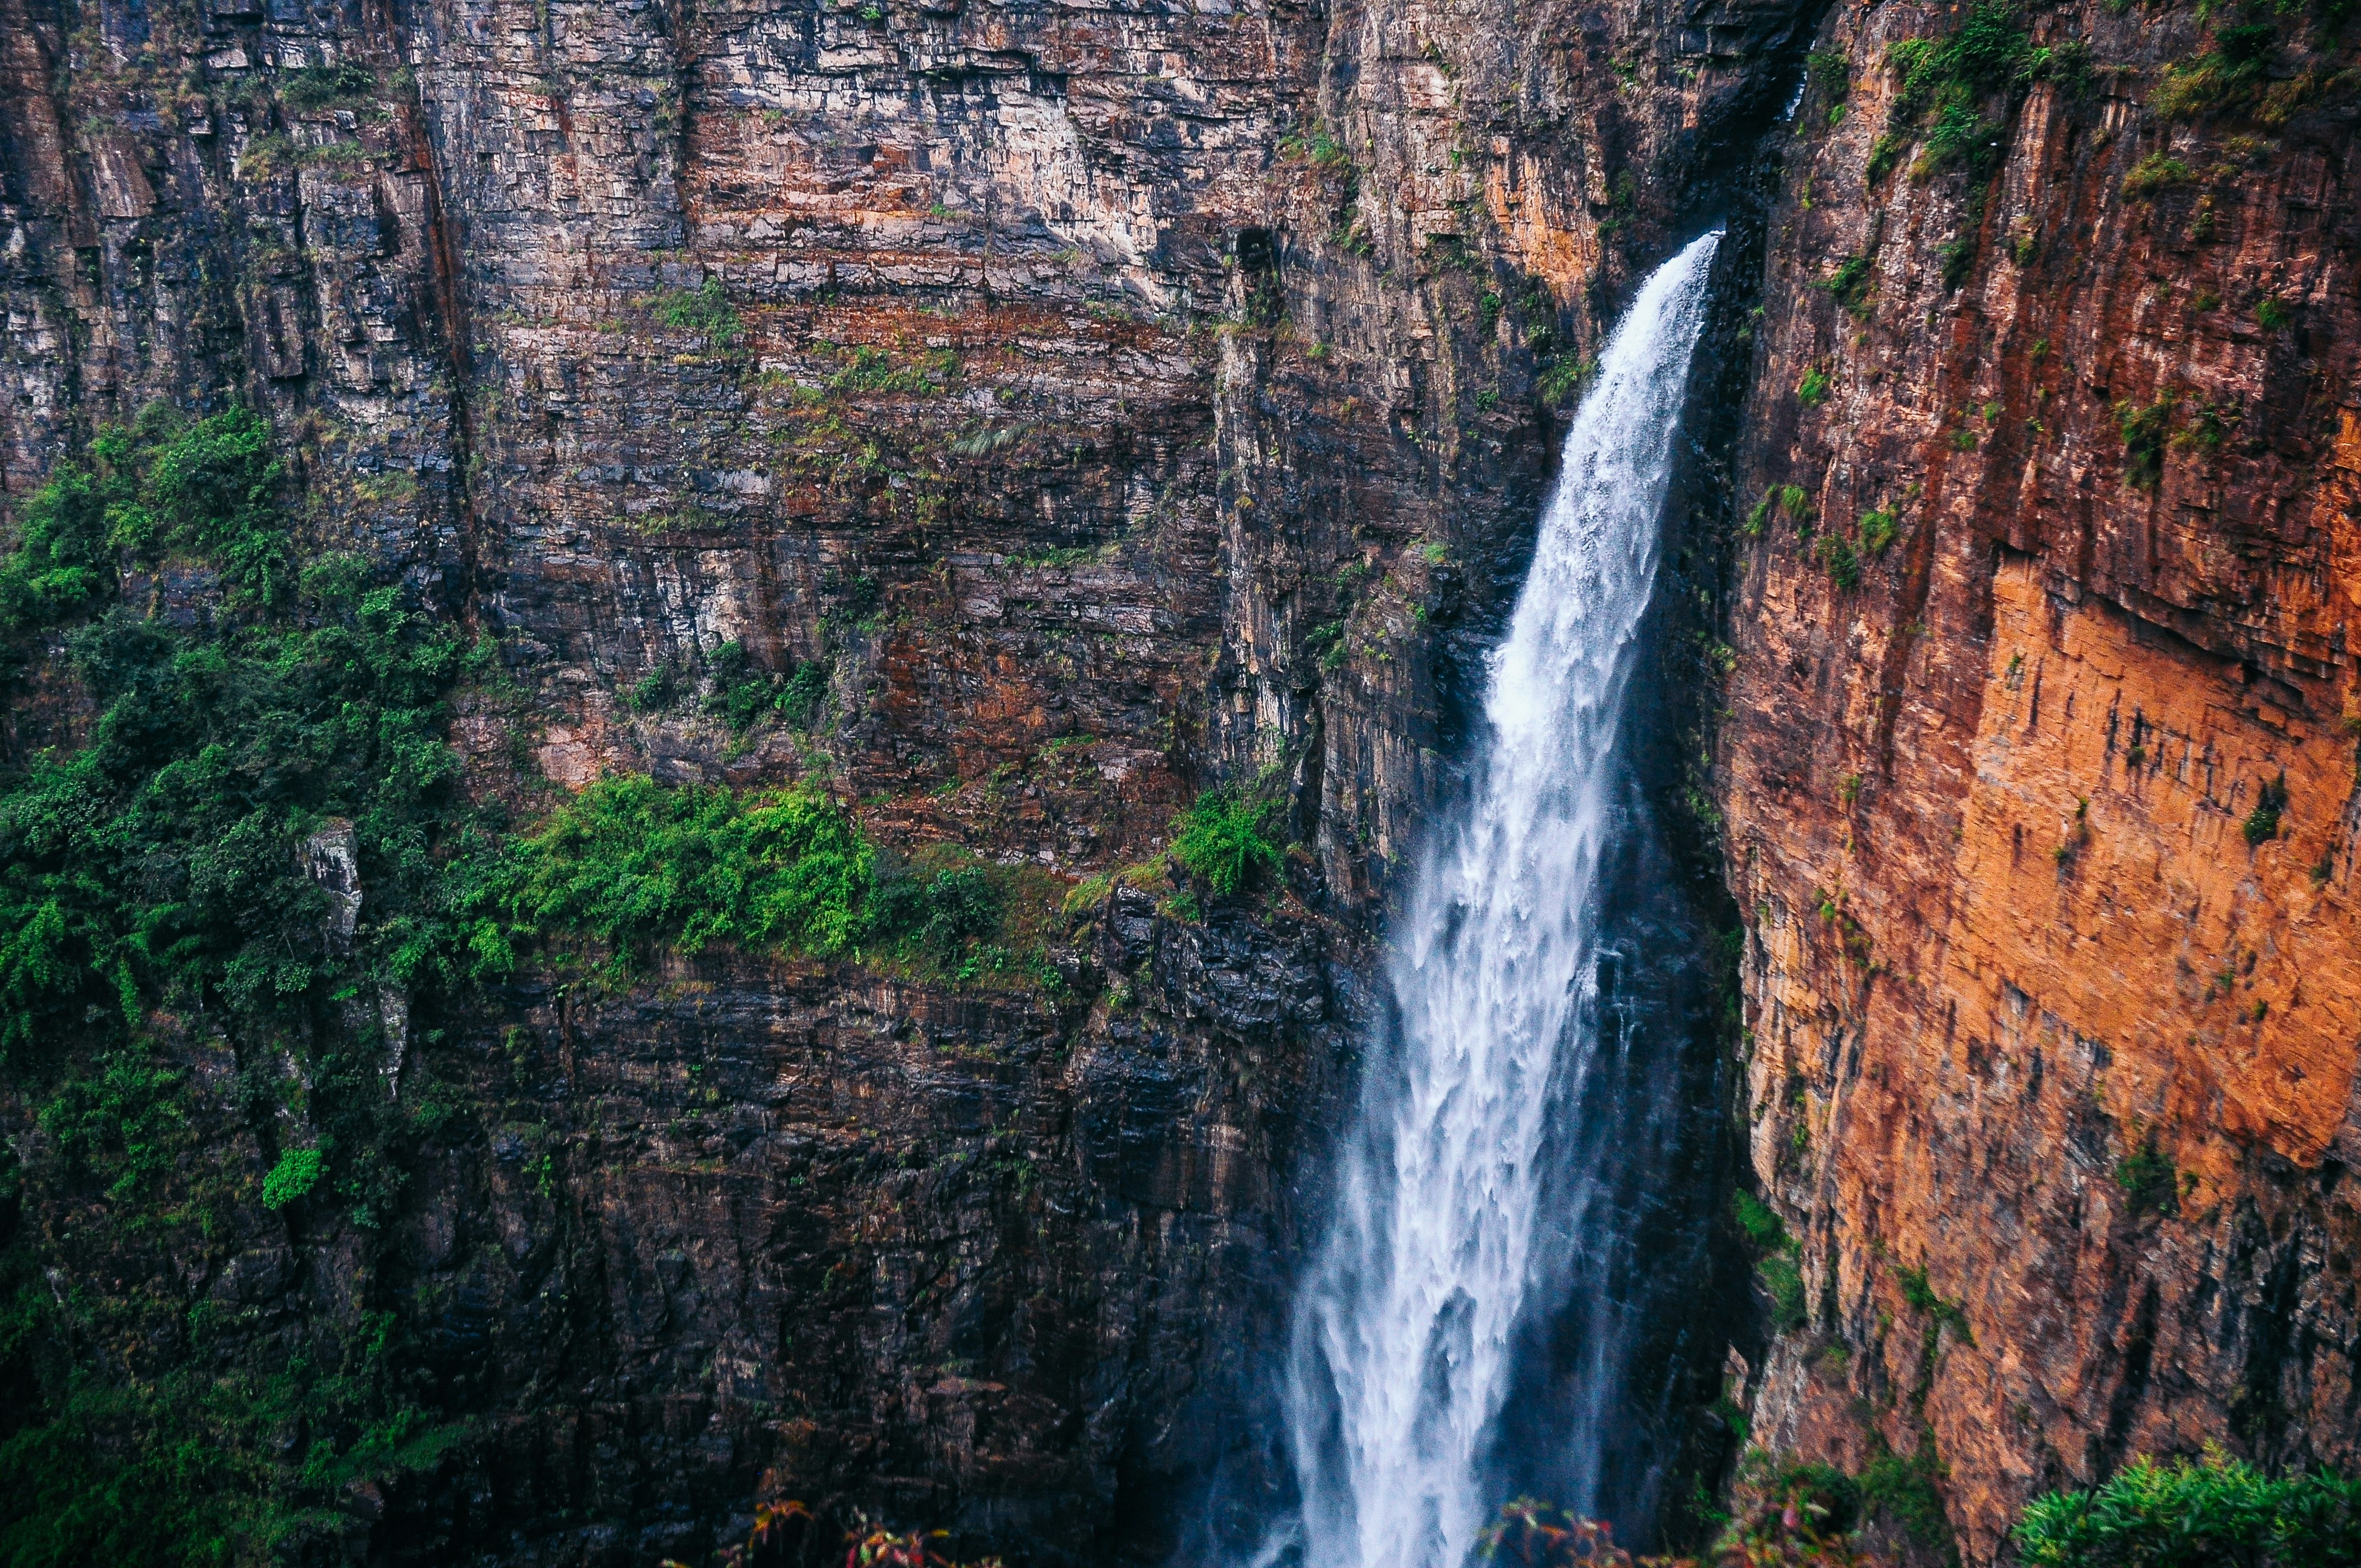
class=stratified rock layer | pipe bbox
[1716,2,2361,1560]
[7,0,2354,1560]
[0,0,1798,1559]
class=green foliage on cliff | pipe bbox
[2242,773,2287,845]
[2016,1449,2361,1567]
[1860,1435,1953,1547]
[2113,1139,2180,1215]
[2151,23,2278,121]
[260,1146,325,1207]
[479,774,877,966]
[0,409,480,1565]
[0,412,471,1065]
[648,277,743,344]
[1869,3,2088,186]
[1734,1191,1809,1332]
[1171,787,1286,897]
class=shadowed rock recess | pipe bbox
[0,0,2353,1562]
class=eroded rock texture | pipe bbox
[0,0,1804,1560]
[10,0,2353,1559]
[1716,2,2361,1560]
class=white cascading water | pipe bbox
[1279,230,1722,1568]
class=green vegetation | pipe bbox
[2256,296,2292,331]
[646,277,742,344]
[1817,533,1861,591]
[2114,392,2178,488]
[1896,1262,1973,1343]
[0,409,484,1563]
[0,411,469,1064]
[1797,367,1834,407]
[1538,354,1597,406]
[1170,787,1286,897]
[0,405,1076,1565]
[1734,1190,1809,1332]
[2243,772,2287,845]
[1860,1434,1954,1547]
[2151,23,2279,122]
[824,341,960,395]
[1858,508,1898,552]
[260,1146,325,1208]
[1816,253,1874,317]
[703,639,829,733]
[2123,153,2195,200]
[279,62,380,112]
[2016,1449,2361,1567]
[1870,3,2087,186]
[2113,1139,2180,1216]
[477,775,877,967]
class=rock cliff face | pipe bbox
[1715,2,2361,1561]
[3,0,2355,1561]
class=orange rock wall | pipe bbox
[1717,0,2361,1558]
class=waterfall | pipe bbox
[1280,230,1722,1568]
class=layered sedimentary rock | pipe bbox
[9,0,2353,1560]
[0,0,1798,1560]
[1716,2,2361,1560]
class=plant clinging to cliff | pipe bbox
[1170,787,1286,897]
[1870,3,2088,185]
[489,775,877,965]
[648,277,743,344]
[2113,392,2178,488]
[2112,1139,2179,1216]
[2015,1448,2361,1568]
[2122,152,2194,200]
[2242,772,2287,845]
[2150,23,2278,122]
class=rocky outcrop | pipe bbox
[1715,2,2361,1559]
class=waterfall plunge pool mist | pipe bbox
[1264,231,1730,1568]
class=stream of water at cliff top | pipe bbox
[1274,229,1722,1568]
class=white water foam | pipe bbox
[1279,230,1722,1568]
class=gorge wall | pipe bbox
[0,0,2354,1564]
[1717,1,2361,1562]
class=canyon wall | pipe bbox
[3,0,2356,1562]
[0,0,1792,1560]
[1715,1,2361,1561]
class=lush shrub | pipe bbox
[279,61,379,110]
[1733,1190,1789,1251]
[260,1146,325,1207]
[0,466,468,1060]
[1170,788,1285,896]
[2123,153,2194,200]
[2243,773,2287,845]
[493,775,876,963]
[2016,1450,2361,1568]
[2113,1141,2179,1215]
[698,639,829,734]
[648,277,742,344]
